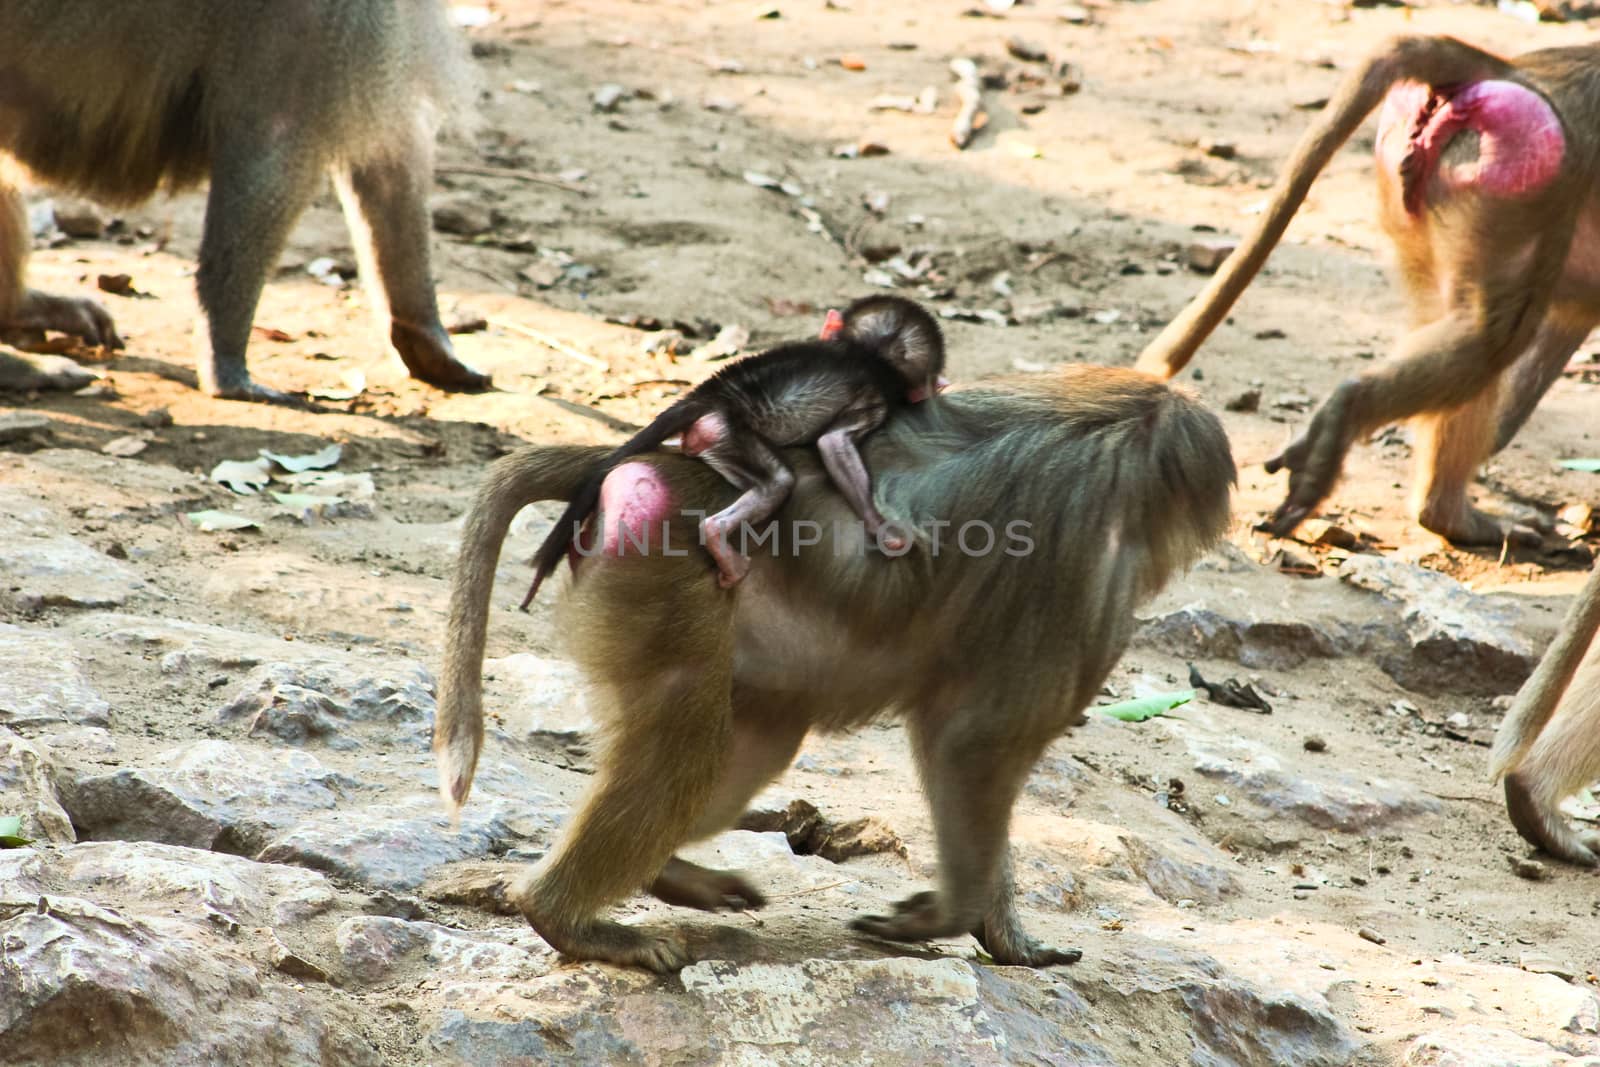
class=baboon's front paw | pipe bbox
[851,891,962,943]
[974,925,1082,967]
[533,917,693,973]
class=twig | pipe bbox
[437,163,588,195]
[766,879,854,900]
[489,317,609,370]
[949,58,987,150]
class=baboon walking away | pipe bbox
[1136,34,1600,547]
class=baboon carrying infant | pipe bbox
[436,366,1234,970]
[0,1,488,401]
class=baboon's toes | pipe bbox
[418,357,493,392]
[211,380,305,407]
[651,861,766,912]
[1505,771,1600,867]
[851,893,953,943]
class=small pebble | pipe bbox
[1357,927,1386,946]
[1303,736,1327,753]
[1509,856,1550,882]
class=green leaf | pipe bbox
[0,815,33,848]
[1558,458,1600,473]
[185,510,260,533]
[1096,690,1194,722]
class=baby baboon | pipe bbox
[522,295,945,603]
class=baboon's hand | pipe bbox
[851,890,968,943]
[8,292,123,349]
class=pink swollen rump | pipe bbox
[594,461,676,557]
[1376,79,1565,215]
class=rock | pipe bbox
[421,862,523,915]
[335,916,548,984]
[0,353,96,393]
[0,844,377,1066]
[0,411,51,442]
[431,195,495,237]
[52,199,107,238]
[1403,1025,1581,1066]
[216,659,437,749]
[0,490,147,610]
[0,727,74,843]
[1135,606,1356,671]
[1224,387,1261,413]
[1339,555,1537,695]
[739,796,909,861]
[60,740,357,854]
[1119,833,1240,904]
[79,613,296,676]
[1522,953,1577,982]
[484,652,592,735]
[1171,722,1440,833]
[256,796,539,890]
[1186,238,1237,273]
[0,624,109,726]
[591,83,627,111]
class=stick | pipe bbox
[488,318,609,370]
[436,163,588,195]
[950,58,987,150]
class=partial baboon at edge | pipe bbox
[435,366,1235,972]
[1489,560,1600,866]
[1135,34,1600,547]
[0,1,489,402]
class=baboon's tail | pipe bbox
[1489,560,1600,780]
[1135,35,1513,379]
[434,445,607,814]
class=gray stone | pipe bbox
[1340,555,1537,695]
[1171,722,1440,833]
[216,659,436,749]
[60,740,358,854]
[0,352,95,393]
[1119,833,1240,905]
[256,796,541,890]
[0,624,109,726]
[0,411,51,442]
[1136,605,1358,671]
[0,727,73,843]
[0,845,376,1067]
[431,195,496,237]
[335,915,548,984]
[484,651,592,735]
[0,488,147,610]
[79,614,295,676]
[1402,1025,1590,1066]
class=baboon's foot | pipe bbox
[1505,770,1600,867]
[4,290,122,349]
[206,377,306,407]
[529,915,692,973]
[650,857,766,912]
[1417,498,1542,548]
[851,889,972,944]
[392,320,491,391]
[973,911,1081,967]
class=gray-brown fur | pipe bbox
[435,365,1235,971]
[0,0,487,401]
[1134,34,1600,547]
[1489,559,1600,865]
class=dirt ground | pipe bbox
[7,0,1600,1062]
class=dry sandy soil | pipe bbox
[6,1,1600,1064]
